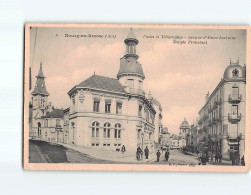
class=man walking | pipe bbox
[144,146,149,159]
[136,146,141,161]
[219,153,222,163]
[165,149,169,162]
[156,150,161,162]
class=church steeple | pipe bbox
[31,62,49,96]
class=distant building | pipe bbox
[170,134,184,149]
[179,118,191,147]
[197,59,246,160]
[160,127,171,148]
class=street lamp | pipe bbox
[141,131,144,159]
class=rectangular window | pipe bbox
[127,79,134,89]
[105,100,111,113]
[139,80,142,90]
[232,87,239,95]
[93,100,100,112]
[116,102,122,114]
[92,143,95,146]
[232,105,238,115]
[138,105,142,117]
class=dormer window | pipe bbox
[232,69,239,77]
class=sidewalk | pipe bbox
[59,142,157,163]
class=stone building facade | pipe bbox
[29,29,163,153]
[197,59,246,160]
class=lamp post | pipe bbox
[141,131,144,154]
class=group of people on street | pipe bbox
[136,145,170,162]
[198,151,245,166]
[230,152,245,166]
[198,152,223,165]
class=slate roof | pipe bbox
[75,75,126,94]
[31,63,50,96]
[44,109,64,118]
[117,57,145,79]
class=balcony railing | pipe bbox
[228,94,242,104]
[128,88,145,96]
[228,113,241,124]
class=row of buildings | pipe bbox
[29,29,164,152]
[174,60,246,160]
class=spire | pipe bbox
[37,62,45,78]
[31,62,49,96]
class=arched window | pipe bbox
[104,123,110,138]
[92,122,99,138]
[114,123,121,139]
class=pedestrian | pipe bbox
[241,155,245,166]
[121,145,126,154]
[156,150,161,162]
[219,153,222,163]
[201,153,207,165]
[231,153,235,165]
[198,154,202,165]
[215,153,218,163]
[144,146,149,159]
[236,154,240,165]
[165,150,169,162]
[136,146,141,161]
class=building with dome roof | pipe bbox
[197,59,246,160]
[62,28,162,152]
[179,118,191,147]
[30,29,163,152]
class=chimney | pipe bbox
[205,92,210,103]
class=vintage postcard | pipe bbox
[23,24,251,172]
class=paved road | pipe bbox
[29,140,231,166]
[29,140,116,164]
[149,149,199,165]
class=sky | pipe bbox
[29,26,246,134]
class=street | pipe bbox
[29,140,231,166]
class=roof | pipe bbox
[180,118,190,129]
[124,28,138,44]
[223,60,245,81]
[75,75,126,94]
[31,63,49,96]
[117,57,145,79]
[44,109,64,118]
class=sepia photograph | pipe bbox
[23,24,250,171]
